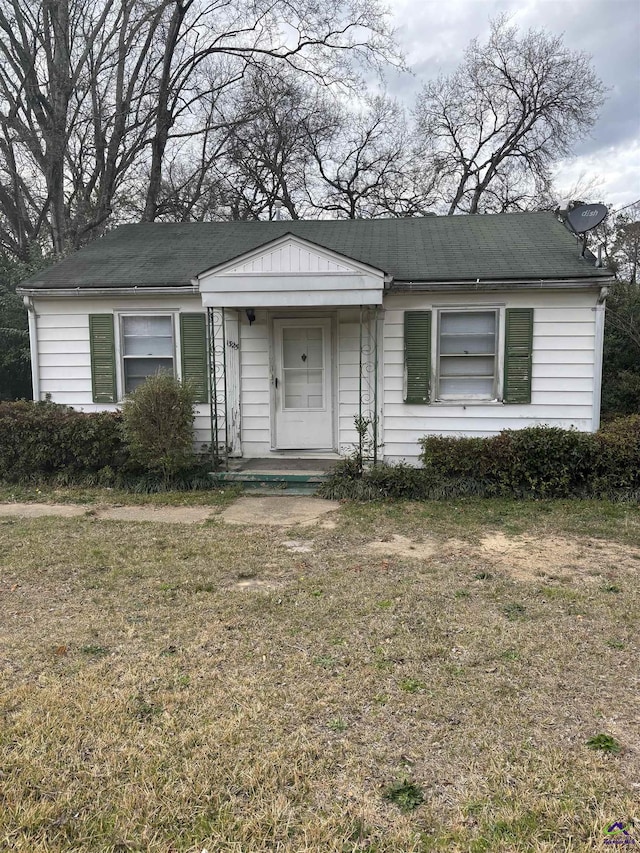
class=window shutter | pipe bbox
[504,308,533,404]
[404,311,432,404]
[89,314,116,403]
[180,313,209,403]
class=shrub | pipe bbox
[121,373,197,481]
[594,415,640,496]
[322,420,640,502]
[491,426,596,498]
[0,400,127,482]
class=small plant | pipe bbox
[399,677,425,693]
[383,779,425,812]
[586,733,621,754]
[327,717,347,732]
[501,648,520,661]
[122,373,197,481]
[601,583,621,594]
[475,571,492,580]
[503,602,526,620]
[130,694,163,722]
[313,655,336,669]
[606,639,625,649]
[193,582,216,593]
[80,644,109,656]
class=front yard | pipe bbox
[1,495,639,851]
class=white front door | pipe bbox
[273,318,333,450]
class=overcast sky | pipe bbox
[382,0,640,211]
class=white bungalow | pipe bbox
[17,213,612,467]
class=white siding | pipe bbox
[32,295,212,446]
[238,310,272,456]
[31,285,603,464]
[382,290,600,464]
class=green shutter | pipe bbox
[180,313,208,403]
[89,314,116,403]
[404,311,432,404]
[504,308,533,404]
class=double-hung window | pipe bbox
[437,310,498,401]
[121,315,175,394]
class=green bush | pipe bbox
[121,373,197,480]
[0,400,127,482]
[322,419,640,501]
[594,415,640,496]
[490,426,596,498]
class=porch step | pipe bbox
[209,470,330,495]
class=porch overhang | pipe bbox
[199,276,383,308]
[194,232,385,308]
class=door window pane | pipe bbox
[281,326,324,409]
[283,368,323,409]
[282,327,323,369]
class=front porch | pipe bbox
[194,233,386,471]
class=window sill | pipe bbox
[431,399,504,406]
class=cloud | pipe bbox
[554,140,640,208]
[383,0,640,203]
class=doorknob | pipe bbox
[274,376,279,388]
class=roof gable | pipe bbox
[198,233,384,278]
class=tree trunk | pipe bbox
[142,1,185,222]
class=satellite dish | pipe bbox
[566,203,608,234]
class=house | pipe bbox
[17,213,612,466]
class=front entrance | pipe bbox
[272,318,333,450]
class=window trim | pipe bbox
[116,312,178,400]
[433,306,505,403]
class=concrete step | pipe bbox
[209,470,330,495]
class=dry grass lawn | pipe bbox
[1,495,639,852]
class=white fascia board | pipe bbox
[200,273,382,294]
[201,289,383,308]
[391,276,614,292]
[17,285,199,297]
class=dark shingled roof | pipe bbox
[19,213,610,290]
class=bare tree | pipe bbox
[414,16,606,215]
[304,95,436,218]
[0,0,400,257]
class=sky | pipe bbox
[382,0,640,211]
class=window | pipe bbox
[121,315,175,394]
[437,310,498,401]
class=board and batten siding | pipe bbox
[383,290,600,464]
[32,295,212,445]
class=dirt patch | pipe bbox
[281,540,314,553]
[366,534,438,560]
[363,530,640,583]
[478,531,639,583]
[220,496,341,527]
[234,578,280,591]
[0,502,88,519]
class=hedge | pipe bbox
[0,400,128,483]
[320,418,640,501]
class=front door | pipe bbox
[273,318,333,449]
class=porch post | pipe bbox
[207,306,229,469]
[358,305,380,469]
